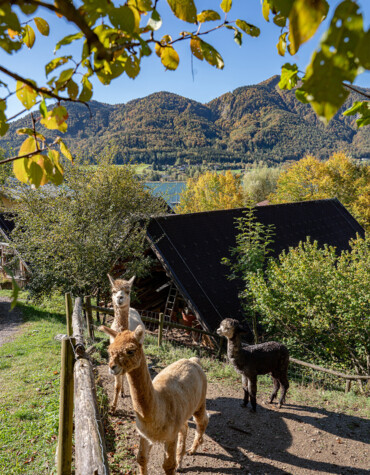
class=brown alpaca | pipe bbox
[108,274,145,413]
[100,325,209,475]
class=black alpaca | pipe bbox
[217,318,289,412]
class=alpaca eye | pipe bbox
[127,350,135,356]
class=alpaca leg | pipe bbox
[278,375,289,408]
[241,374,249,407]
[248,376,258,412]
[112,373,123,412]
[176,422,188,469]
[121,374,126,397]
[163,439,178,475]
[269,376,280,404]
[137,435,151,475]
[188,402,209,455]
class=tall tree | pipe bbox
[0,1,369,186]
[177,170,244,213]
[270,153,370,231]
[10,155,167,298]
[242,163,281,204]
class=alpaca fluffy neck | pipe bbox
[227,334,244,363]
[126,351,156,420]
[113,302,130,330]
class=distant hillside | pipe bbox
[1,76,369,165]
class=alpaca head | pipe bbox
[100,325,145,375]
[108,274,135,308]
[217,318,247,339]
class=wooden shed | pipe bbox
[133,199,364,335]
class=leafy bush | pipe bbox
[249,236,370,374]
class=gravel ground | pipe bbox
[0,297,23,347]
[97,359,370,475]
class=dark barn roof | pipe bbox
[147,199,364,333]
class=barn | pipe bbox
[133,199,364,335]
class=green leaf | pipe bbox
[39,99,47,118]
[358,31,370,69]
[79,76,93,102]
[19,2,37,14]
[235,20,260,37]
[45,56,72,76]
[16,128,45,141]
[67,79,79,100]
[277,32,287,56]
[34,17,49,36]
[295,88,309,104]
[279,63,299,89]
[200,40,224,69]
[156,45,179,70]
[54,32,83,52]
[220,0,232,14]
[58,139,73,161]
[190,37,203,60]
[166,0,197,23]
[55,68,75,90]
[13,137,36,183]
[40,106,68,132]
[147,9,162,30]
[288,0,329,55]
[28,156,46,188]
[343,101,370,127]
[0,103,9,136]
[131,0,153,12]
[109,5,136,33]
[23,24,35,48]
[46,150,64,185]
[226,26,242,46]
[262,0,270,21]
[125,55,141,78]
[273,14,287,27]
[16,80,38,110]
[197,10,221,23]
[95,57,126,85]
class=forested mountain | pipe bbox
[2,76,369,165]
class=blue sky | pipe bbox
[1,0,370,118]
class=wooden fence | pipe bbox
[56,294,369,473]
[57,294,109,475]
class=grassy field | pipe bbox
[1,294,368,474]
[0,291,66,475]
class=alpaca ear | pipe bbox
[107,274,115,288]
[134,325,145,345]
[128,275,136,287]
[99,325,118,339]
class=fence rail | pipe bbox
[84,301,369,391]
[56,295,369,473]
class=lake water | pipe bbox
[145,182,186,208]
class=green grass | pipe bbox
[0,291,67,474]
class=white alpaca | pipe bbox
[107,274,145,412]
[100,325,209,475]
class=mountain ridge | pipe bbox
[1,76,369,164]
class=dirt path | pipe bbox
[0,296,23,347]
[97,361,369,475]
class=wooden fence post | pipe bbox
[65,293,73,337]
[96,289,100,323]
[158,313,164,347]
[84,295,94,341]
[57,336,75,475]
[345,379,352,394]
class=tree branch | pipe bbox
[343,82,370,100]
[21,0,113,61]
